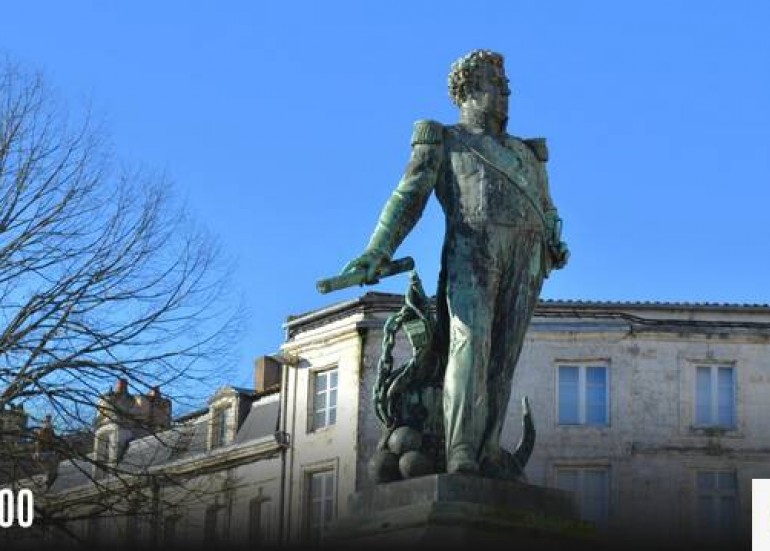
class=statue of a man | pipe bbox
[343,50,569,476]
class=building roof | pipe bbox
[234,399,279,444]
[538,298,770,311]
[285,292,770,337]
[48,458,91,493]
[44,392,281,494]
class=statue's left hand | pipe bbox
[550,241,569,270]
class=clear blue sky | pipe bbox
[2,1,769,390]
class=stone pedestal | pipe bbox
[324,473,596,549]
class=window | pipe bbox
[163,515,180,545]
[312,369,338,430]
[87,515,101,543]
[558,365,608,425]
[125,504,152,547]
[137,515,152,544]
[204,505,220,543]
[695,366,735,429]
[306,470,335,540]
[696,471,738,539]
[556,467,610,528]
[210,407,231,449]
[125,513,136,541]
[249,496,270,543]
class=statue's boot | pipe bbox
[446,443,479,474]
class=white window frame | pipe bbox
[693,365,736,430]
[162,514,181,545]
[249,488,270,544]
[695,470,738,539]
[209,405,232,449]
[554,466,611,528]
[304,469,336,541]
[557,363,609,426]
[310,368,338,431]
[203,504,221,544]
[123,500,154,546]
[86,514,101,543]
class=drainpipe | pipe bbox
[279,358,289,545]
[354,327,368,497]
[287,355,299,544]
[268,351,298,546]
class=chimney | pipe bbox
[255,356,282,393]
[143,386,171,429]
[0,404,28,443]
[95,378,133,428]
[35,414,59,487]
[35,414,56,456]
[114,378,129,395]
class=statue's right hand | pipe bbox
[341,250,389,284]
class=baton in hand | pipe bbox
[316,257,415,294]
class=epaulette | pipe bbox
[411,119,444,146]
[523,138,548,162]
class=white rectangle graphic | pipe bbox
[754,480,770,550]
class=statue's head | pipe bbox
[448,50,510,123]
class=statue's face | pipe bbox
[467,62,510,120]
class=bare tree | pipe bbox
[0,58,243,542]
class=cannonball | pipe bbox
[368,450,401,483]
[399,450,434,479]
[387,426,422,456]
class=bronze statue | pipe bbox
[336,50,569,478]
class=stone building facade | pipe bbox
[3,292,768,548]
[279,293,770,547]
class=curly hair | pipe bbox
[448,49,505,106]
